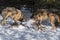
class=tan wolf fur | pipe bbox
[32,9,48,30]
[32,9,60,30]
[48,13,60,30]
[1,7,26,25]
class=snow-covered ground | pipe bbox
[0,8,60,40]
[0,20,60,40]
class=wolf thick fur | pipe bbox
[48,13,60,30]
[32,9,60,30]
[1,7,26,25]
[32,9,48,30]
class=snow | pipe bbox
[0,8,60,40]
[0,15,3,21]
[0,19,60,40]
[0,37,2,40]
